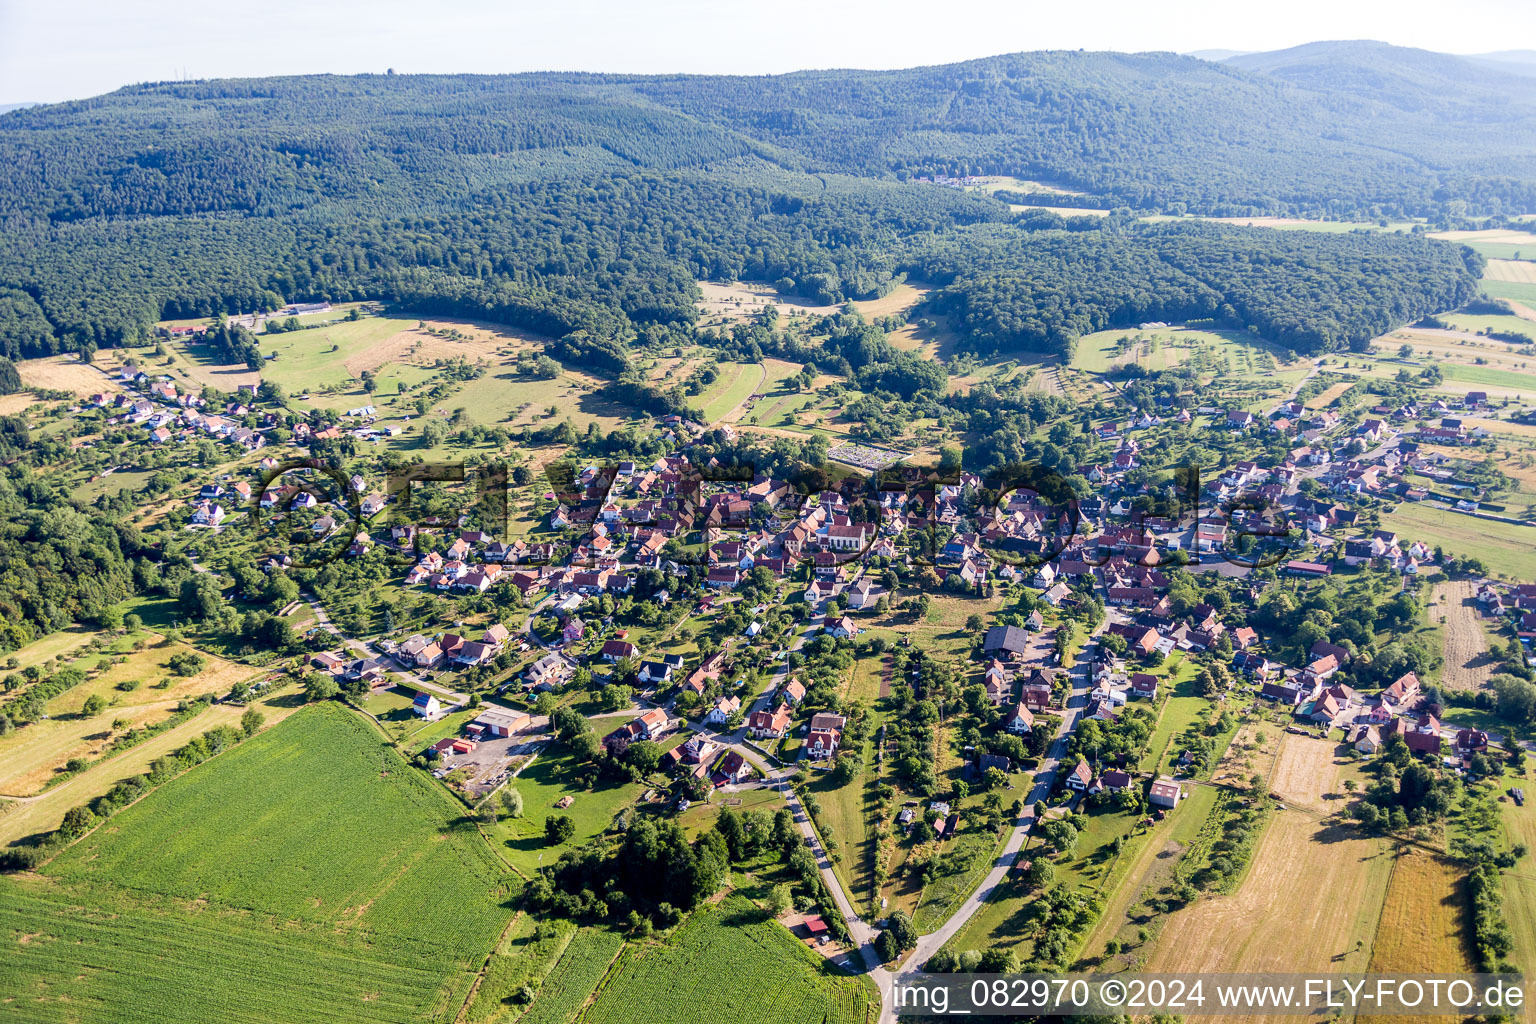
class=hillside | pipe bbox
[3,46,1534,222]
[1228,40,1536,122]
[0,46,1511,365]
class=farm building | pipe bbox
[468,707,531,738]
[1149,776,1182,809]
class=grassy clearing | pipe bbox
[579,896,873,1024]
[435,370,632,433]
[489,742,655,874]
[1379,502,1536,581]
[701,361,765,423]
[808,758,876,903]
[1,703,514,1023]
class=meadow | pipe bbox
[577,896,873,1024]
[0,629,261,797]
[1378,501,1536,580]
[490,741,661,874]
[0,704,517,1023]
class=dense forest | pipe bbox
[0,44,1512,365]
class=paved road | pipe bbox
[886,620,1100,1019]
[304,594,469,704]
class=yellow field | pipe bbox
[0,393,38,415]
[1146,737,1393,1019]
[1006,204,1112,217]
[1366,847,1475,972]
[16,356,121,397]
[1462,417,1536,439]
[1360,848,1476,1024]
[1430,229,1536,247]
[0,701,180,797]
[1484,259,1536,284]
[849,282,928,320]
[0,687,300,846]
[1432,580,1495,691]
[0,636,263,797]
[1305,381,1355,410]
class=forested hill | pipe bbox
[0,46,1504,363]
[4,45,1535,223]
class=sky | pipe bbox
[2,0,1534,105]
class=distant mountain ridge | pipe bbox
[2,41,1532,224]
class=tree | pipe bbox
[625,739,662,776]
[501,785,525,818]
[829,755,858,786]
[304,673,339,702]
[875,909,917,962]
[81,693,107,716]
[240,707,265,736]
[766,882,794,916]
[546,814,576,844]
[965,613,984,632]
[178,574,224,620]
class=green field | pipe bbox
[1482,279,1536,305]
[1137,659,1203,774]
[516,926,627,1024]
[1380,501,1536,580]
[578,896,873,1024]
[0,704,515,1023]
[700,361,765,423]
[491,741,658,874]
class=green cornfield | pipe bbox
[0,704,516,1023]
[578,897,873,1024]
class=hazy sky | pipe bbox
[2,0,1534,104]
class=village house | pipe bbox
[1006,702,1035,735]
[748,705,793,739]
[412,692,443,719]
[705,695,741,725]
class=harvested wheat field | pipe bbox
[1360,847,1476,1024]
[850,282,928,319]
[1146,737,1393,1021]
[1432,579,1496,691]
[17,356,120,397]
[1144,811,1391,977]
[1305,380,1355,410]
[0,393,38,414]
[1484,259,1536,285]
[1269,733,1349,811]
